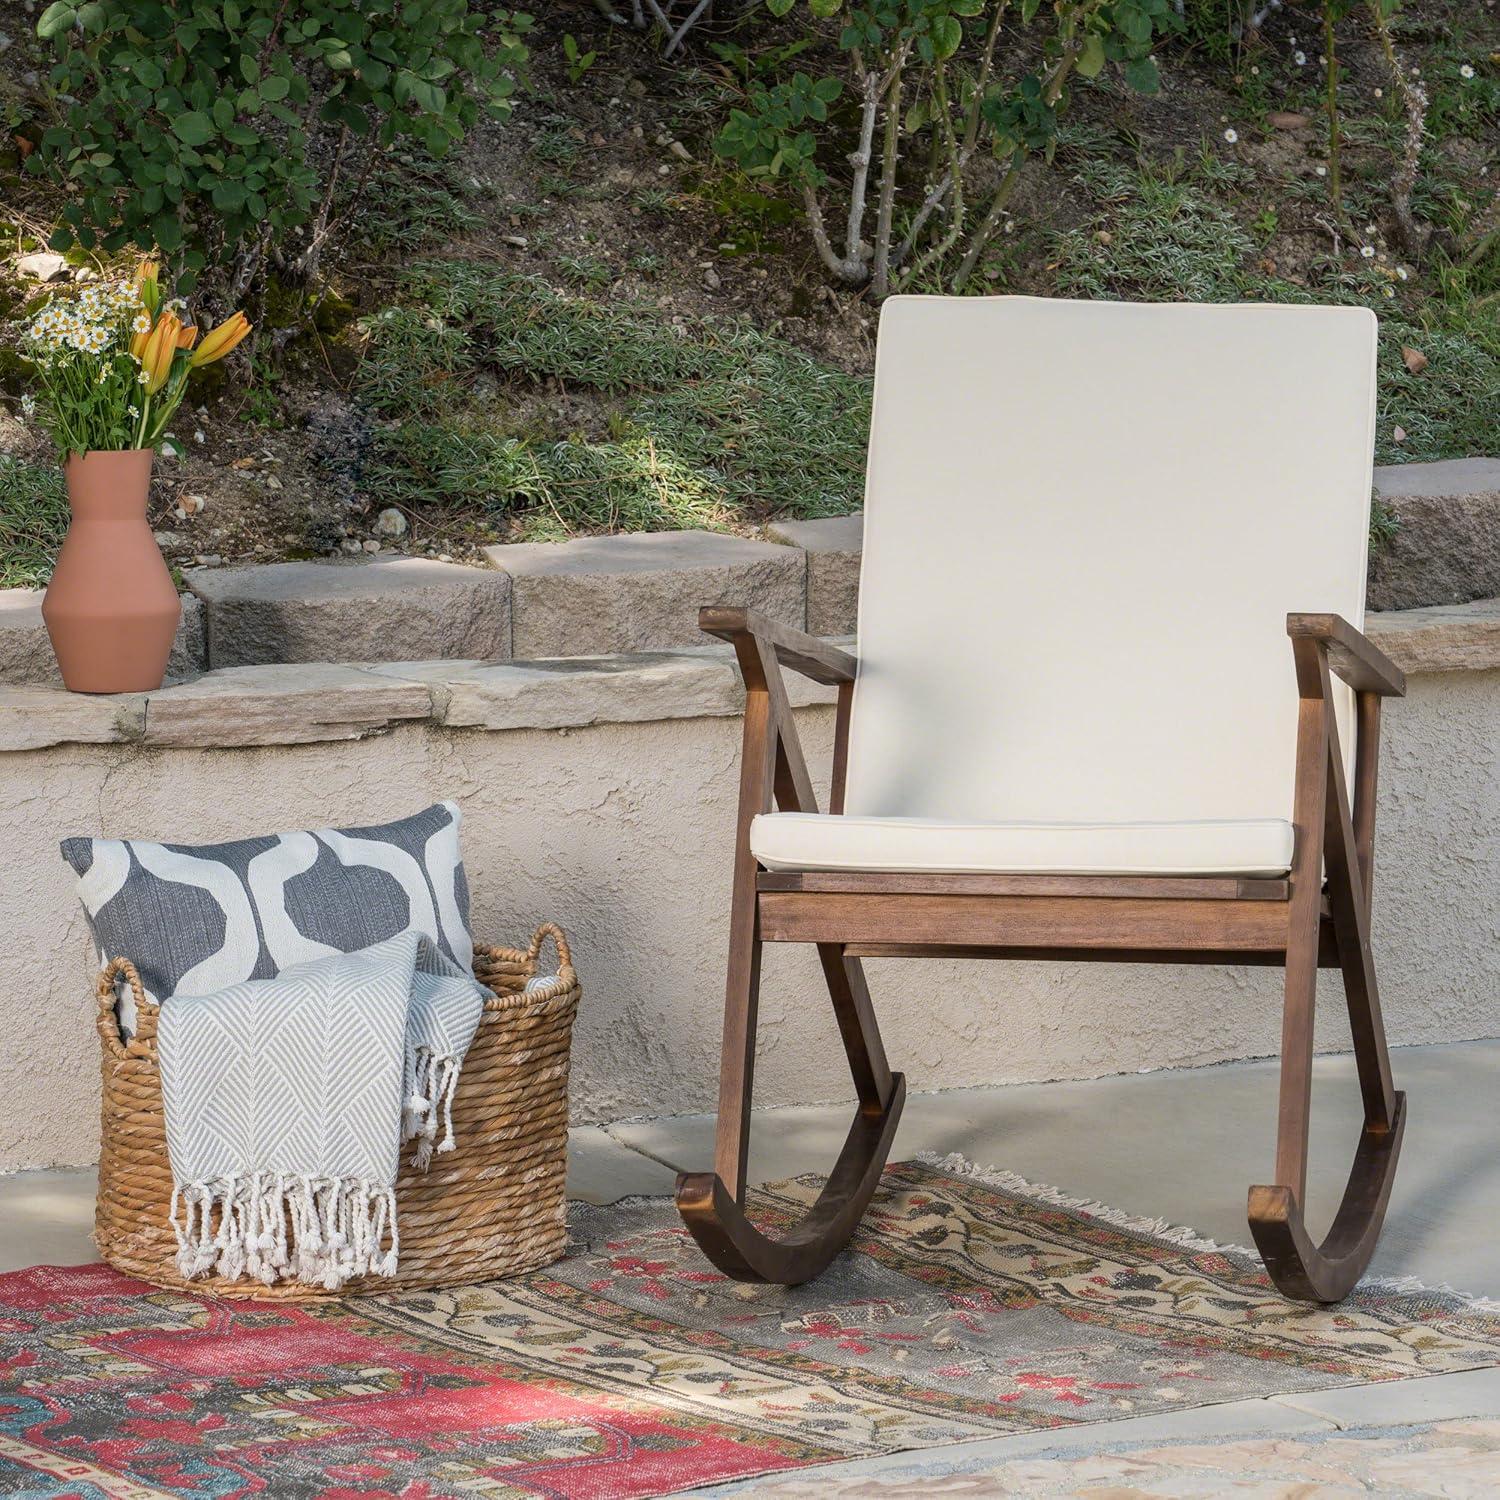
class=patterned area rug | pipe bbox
[5,1158,1500,1498]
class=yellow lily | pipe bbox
[141,311,183,395]
[134,258,162,317]
[190,311,252,367]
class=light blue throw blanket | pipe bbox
[157,931,486,1290]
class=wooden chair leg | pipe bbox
[676,936,904,1285]
[1248,667,1404,1302]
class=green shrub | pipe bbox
[716,0,1182,295]
[0,457,70,588]
[28,1,531,299]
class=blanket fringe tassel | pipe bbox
[170,1173,400,1290]
[403,1045,464,1170]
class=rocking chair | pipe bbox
[677,295,1406,1303]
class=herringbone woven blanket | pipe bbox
[157,931,484,1290]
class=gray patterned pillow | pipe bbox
[62,801,475,1033]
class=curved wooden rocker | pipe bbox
[678,298,1408,1303]
[1247,618,1408,1301]
[674,612,907,1284]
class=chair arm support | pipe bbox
[699,606,859,686]
[1287,614,1406,698]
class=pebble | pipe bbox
[264,475,282,490]
[362,540,381,554]
[374,507,409,539]
[16,251,66,281]
[339,538,364,555]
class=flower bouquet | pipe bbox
[23,263,250,693]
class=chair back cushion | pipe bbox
[845,296,1377,827]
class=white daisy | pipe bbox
[1223,128,1239,143]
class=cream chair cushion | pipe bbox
[754,296,1377,878]
[750,813,1295,877]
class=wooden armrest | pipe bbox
[1287,614,1406,697]
[699,606,858,686]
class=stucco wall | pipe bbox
[2,659,1498,1174]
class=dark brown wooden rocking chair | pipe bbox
[677,296,1406,1302]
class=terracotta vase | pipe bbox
[42,449,181,694]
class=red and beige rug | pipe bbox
[4,1157,1500,1498]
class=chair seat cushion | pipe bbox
[749,813,1295,877]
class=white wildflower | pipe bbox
[1223,128,1239,144]
[20,394,35,418]
[1360,244,1375,258]
[1396,266,1409,281]
[1459,64,1475,79]
[1294,51,1307,66]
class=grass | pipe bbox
[0,457,68,588]
[357,263,869,536]
[344,153,477,254]
[1050,161,1499,468]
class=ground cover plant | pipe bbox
[358,263,869,536]
[0,0,1493,579]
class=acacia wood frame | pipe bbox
[676,606,1407,1301]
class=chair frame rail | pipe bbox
[679,605,1406,1301]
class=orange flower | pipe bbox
[130,314,154,361]
[134,258,162,317]
[176,323,198,350]
[189,311,251,367]
[141,311,183,394]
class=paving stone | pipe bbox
[0,1167,98,1273]
[188,558,511,668]
[141,662,432,747]
[567,1127,678,1204]
[440,651,743,732]
[1370,459,1500,611]
[766,513,863,636]
[485,530,807,657]
[0,684,145,751]
[1365,596,1500,674]
[1270,1368,1500,1428]
[0,589,205,686]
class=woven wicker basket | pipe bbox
[94,924,580,1298]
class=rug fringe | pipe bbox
[913,1150,1500,1314]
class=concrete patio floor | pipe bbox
[5,1038,1500,1492]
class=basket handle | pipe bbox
[527,922,573,979]
[96,958,157,1056]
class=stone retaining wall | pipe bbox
[6,457,1492,685]
[1,599,1498,1173]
